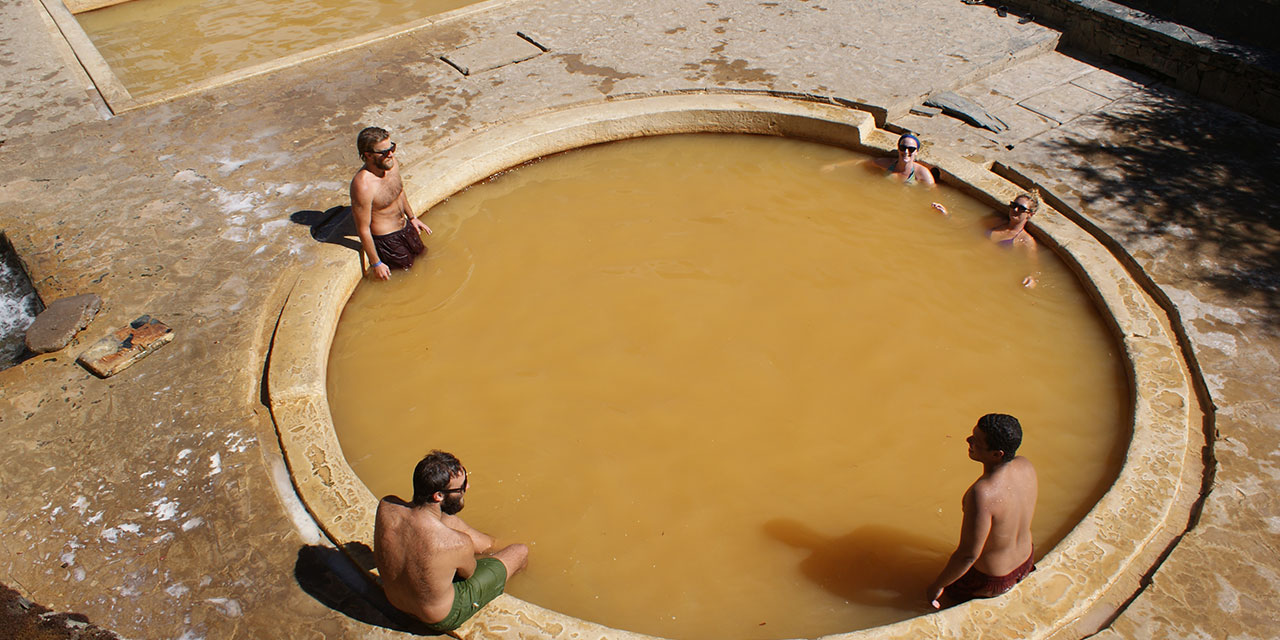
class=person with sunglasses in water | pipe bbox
[351,126,432,281]
[874,133,937,186]
[823,132,948,214]
[374,450,529,633]
[986,191,1041,287]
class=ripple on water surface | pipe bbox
[328,134,1131,640]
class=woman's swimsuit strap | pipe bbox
[888,161,917,185]
[997,229,1023,247]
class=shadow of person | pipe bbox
[763,519,949,611]
[290,206,361,251]
[293,542,441,636]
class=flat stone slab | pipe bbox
[77,315,173,378]
[1070,67,1147,100]
[1018,82,1115,124]
[440,34,545,76]
[24,293,102,353]
[974,50,1098,103]
[926,91,1010,132]
[975,103,1062,146]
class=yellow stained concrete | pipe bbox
[53,0,522,111]
[64,0,130,14]
[266,93,1202,639]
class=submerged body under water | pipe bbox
[328,134,1130,640]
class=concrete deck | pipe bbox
[0,0,1276,639]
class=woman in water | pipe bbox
[872,133,937,186]
[989,192,1038,250]
[821,133,936,185]
[823,132,948,214]
[988,192,1040,287]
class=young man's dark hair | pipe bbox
[976,413,1022,462]
[356,126,390,157]
[412,450,464,505]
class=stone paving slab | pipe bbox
[1017,82,1115,124]
[964,48,1098,104]
[440,32,545,76]
[975,104,1061,146]
[1068,66,1148,101]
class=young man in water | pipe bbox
[927,413,1038,608]
[350,126,431,280]
[374,451,529,632]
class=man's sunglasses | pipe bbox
[1010,202,1031,213]
[442,471,469,494]
[369,142,396,157]
[898,145,918,153]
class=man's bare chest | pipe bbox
[370,172,404,211]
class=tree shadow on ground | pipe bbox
[763,519,949,611]
[1038,78,1280,327]
[290,206,361,252]
[293,543,440,636]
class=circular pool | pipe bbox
[327,133,1128,638]
[267,94,1199,640]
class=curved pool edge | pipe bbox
[266,93,1202,640]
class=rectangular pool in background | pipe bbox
[72,0,488,99]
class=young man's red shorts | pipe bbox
[948,552,1035,602]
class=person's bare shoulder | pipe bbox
[351,167,376,196]
[375,497,409,533]
[916,163,938,185]
[1009,456,1038,481]
[969,471,1011,508]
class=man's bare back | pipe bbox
[965,455,1037,575]
[373,452,528,631]
[374,497,482,623]
[928,414,1037,607]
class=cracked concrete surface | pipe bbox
[0,0,1277,638]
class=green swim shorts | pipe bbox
[424,557,508,632]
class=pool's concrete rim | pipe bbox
[266,93,1198,639]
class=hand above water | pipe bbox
[412,217,432,235]
[926,583,944,609]
[931,202,949,216]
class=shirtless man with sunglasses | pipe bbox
[374,451,529,632]
[350,127,432,280]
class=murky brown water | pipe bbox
[327,134,1129,640]
[76,0,483,97]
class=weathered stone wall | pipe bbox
[1003,0,1280,125]
[1110,0,1279,50]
